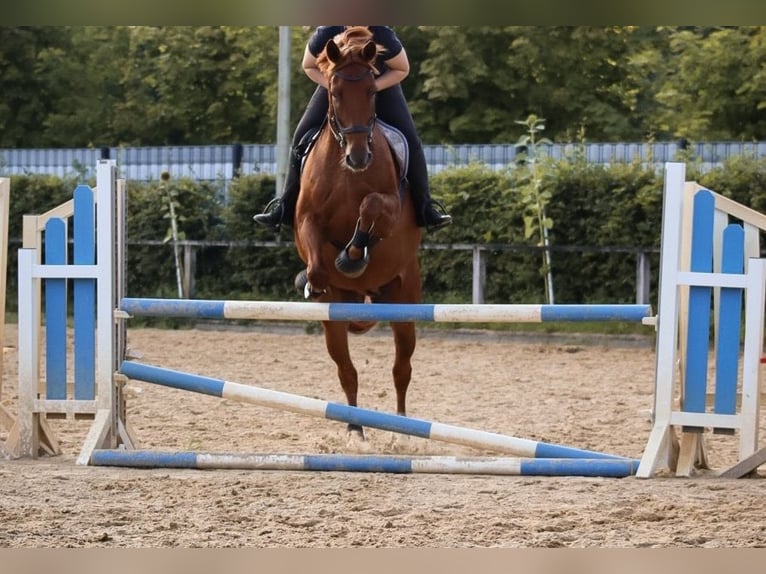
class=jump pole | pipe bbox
[119,361,637,463]
[120,298,652,323]
[90,450,639,477]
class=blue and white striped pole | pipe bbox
[90,450,639,477]
[119,361,636,462]
[120,298,652,323]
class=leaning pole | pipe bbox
[119,361,638,463]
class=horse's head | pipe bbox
[320,31,380,171]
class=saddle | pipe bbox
[296,119,409,185]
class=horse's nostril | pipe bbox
[346,154,368,170]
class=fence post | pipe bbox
[472,246,486,304]
[183,243,196,299]
[635,250,651,305]
[0,179,8,411]
[232,143,243,178]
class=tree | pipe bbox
[412,27,521,143]
[38,27,131,147]
[114,27,264,145]
[2,27,765,148]
[649,27,766,140]
[0,27,71,147]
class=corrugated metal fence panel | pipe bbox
[0,142,763,181]
[0,148,103,178]
[116,145,237,181]
[241,145,278,175]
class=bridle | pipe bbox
[328,65,377,149]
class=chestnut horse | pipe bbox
[293,28,423,437]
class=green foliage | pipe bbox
[1,27,765,147]
[221,175,305,300]
[423,164,518,301]
[512,115,555,301]
[544,160,662,303]
[514,114,554,241]
[0,28,72,147]
[650,28,766,140]
[424,157,664,305]
[125,176,226,299]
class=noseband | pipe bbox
[328,67,377,148]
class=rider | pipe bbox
[253,26,452,232]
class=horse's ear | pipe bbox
[361,40,377,63]
[326,40,342,64]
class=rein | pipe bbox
[328,66,377,148]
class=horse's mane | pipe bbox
[316,26,385,74]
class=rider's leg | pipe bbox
[254,86,329,230]
[376,85,452,231]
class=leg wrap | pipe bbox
[335,218,373,278]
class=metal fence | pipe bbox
[130,238,656,306]
[1,141,764,183]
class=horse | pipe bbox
[292,28,423,438]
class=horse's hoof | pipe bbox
[335,248,369,278]
[294,269,324,299]
[294,269,308,294]
[347,423,365,440]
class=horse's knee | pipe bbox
[360,193,398,235]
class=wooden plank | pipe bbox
[44,218,67,400]
[719,447,766,478]
[687,181,766,233]
[714,224,743,423]
[0,402,15,430]
[73,186,96,400]
[31,199,75,235]
[76,409,113,466]
[683,190,715,427]
[37,416,61,456]
[32,399,98,414]
[713,192,766,232]
[676,433,701,477]
[705,391,766,409]
[737,259,766,459]
[0,179,9,403]
[637,163,687,478]
[669,410,741,428]
[1,419,20,457]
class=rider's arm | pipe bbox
[302,45,328,89]
[375,48,409,92]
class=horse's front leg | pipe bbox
[390,321,416,416]
[335,192,400,278]
[295,215,330,298]
[321,319,365,438]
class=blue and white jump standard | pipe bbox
[118,361,638,466]
[120,298,652,323]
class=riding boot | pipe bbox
[407,145,452,232]
[253,152,302,230]
[421,199,452,231]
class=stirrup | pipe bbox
[424,199,452,232]
[253,197,284,230]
